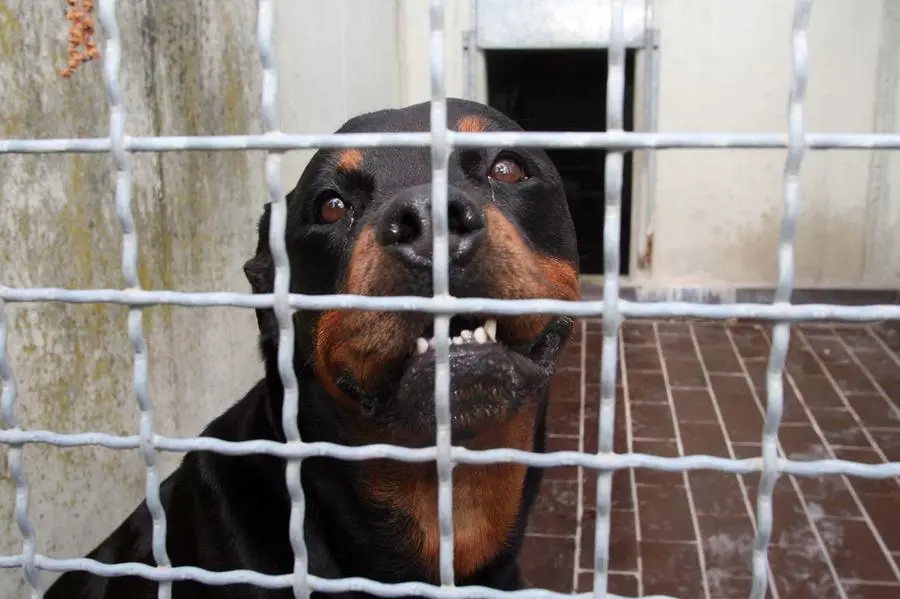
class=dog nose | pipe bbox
[376,186,486,269]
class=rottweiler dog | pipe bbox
[46,98,580,598]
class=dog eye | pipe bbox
[488,157,527,183]
[319,196,348,224]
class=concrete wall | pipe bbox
[403,0,900,290]
[649,0,900,289]
[0,0,400,595]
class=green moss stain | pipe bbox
[2,3,262,572]
[0,2,21,59]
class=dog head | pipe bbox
[244,98,580,445]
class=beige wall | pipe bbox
[400,0,900,290]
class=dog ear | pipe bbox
[244,203,275,294]
[245,203,281,356]
[243,251,273,294]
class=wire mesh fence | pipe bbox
[2,1,900,599]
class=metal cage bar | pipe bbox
[3,1,900,599]
[7,131,900,154]
[256,1,311,598]
[0,292,40,596]
[428,0,457,586]
[97,2,173,598]
[592,1,626,598]
[749,2,812,598]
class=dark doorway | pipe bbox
[485,49,636,275]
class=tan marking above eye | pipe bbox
[337,149,363,171]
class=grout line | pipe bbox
[828,327,900,452]
[619,327,644,597]
[863,324,900,372]
[525,532,578,540]
[726,327,849,599]
[792,328,900,582]
[571,319,587,594]
[840,579,900,587]
[652,322,712,599]
[688,323,781,599]
[575,568,641,577]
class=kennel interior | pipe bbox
[2,1,900,599]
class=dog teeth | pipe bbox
[484,319,497,341]
[414,320,500,353]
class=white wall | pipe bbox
[399,0,900,290]
[650,0,899,289]
[277,0,402,192]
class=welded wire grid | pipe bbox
[3,0,900,598]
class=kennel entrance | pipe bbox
[469,0,651,277]
[484,49,636,276]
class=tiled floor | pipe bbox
[521,319,900,599]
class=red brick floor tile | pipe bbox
[549,369,582,404]
[811,408,875,448]
[672,388,720,425]
[525,320,900,597]
[791,373,848,410]
[519,535,575,592]
[832,447,900,496]
[769,543,843,599]
[657,321,692,336]
[630,401,676,440]
[640,541,705,598]
[576,571,640,595]
[528,479,579,536]
[696,333,744,375]
[621,321,657,346]
[679,422,731,457]
[836,326,884,351]
[869,429,900,462]
[731,327,771,360]
[579,508,639,572]
[821,519,898,583]
[625,370,669,404]
[547,392,583,437]
[826,362,879,396]
[697,514,755,579]
[664,357,708,389]
[858,495,900,553]
[848,396,900,430]
[631,439,683,487]
[583,469,635,511]
[658,331,698,354]
[689,471,749,517]
[779,424,828,459]
[622,342,662,372]
[805,335,855,364]
[795,475,865,520]
[731,442,763,459]
[637,484,697,542]
[843,582,900,599]
[707,373,764,443]
[544,434,580,481]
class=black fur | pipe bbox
[46,99,579,599]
